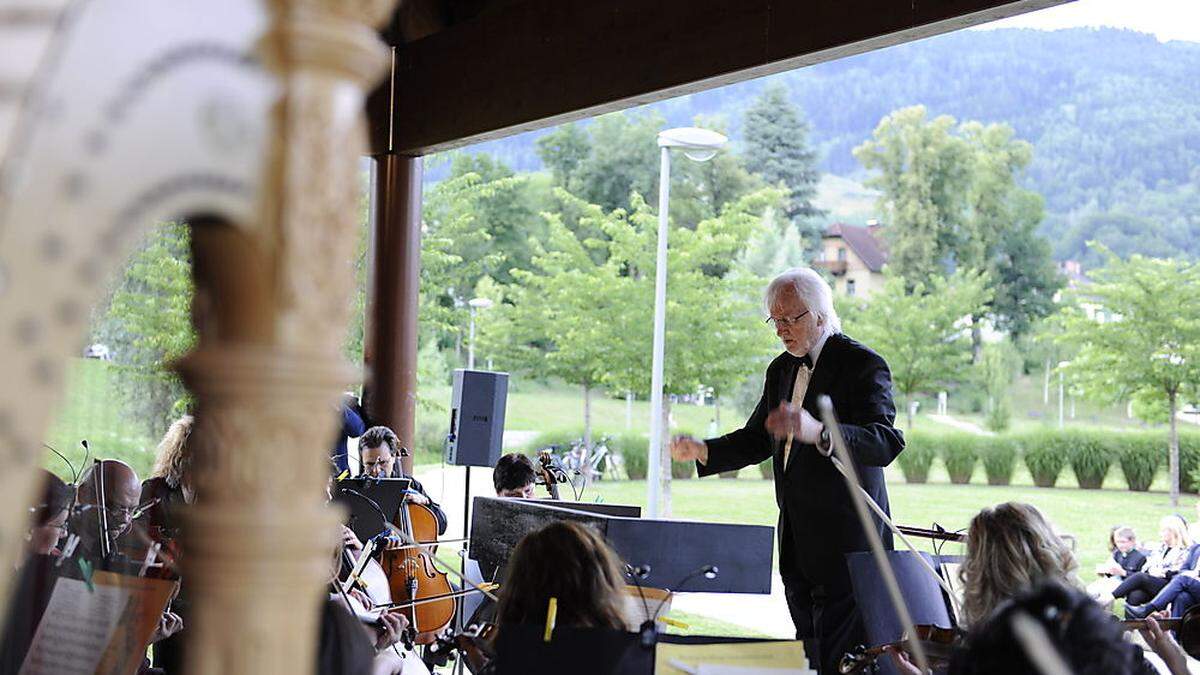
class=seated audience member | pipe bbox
[1125,534,1200,619]
[495,521,627,630]
[1109,515,1192,616]
[892,582,1186,675]
[27,469,73,556]
[959,502,1080,628]
[493,453,536,499]
[1089,526,1149,606]
[356,426,448,535]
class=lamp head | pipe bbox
[657,127,727,163]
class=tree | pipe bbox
[854,106,1061,350]
[535,122,591,188]
[842,270,991,428]
[420,171,508,348]
[536,112,762,231]
[482,186,782,511]
[854,106,971,286]
[100,221,196,434]
[742,83,824,243]
[1056,246,1200,506]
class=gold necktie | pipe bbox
[783,363,811,469]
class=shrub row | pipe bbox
[898,428,1200,492]
[519,428,695,481]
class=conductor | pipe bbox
[670,267,904,674]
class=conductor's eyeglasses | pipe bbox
[765,310,811,328]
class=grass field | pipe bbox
[45,357,1195,572]
[585,472,1189,579]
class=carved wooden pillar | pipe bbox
[176,2,394,673]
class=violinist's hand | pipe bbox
[765,403,823,445]
[1140,616,1188,675]
[375,609,410,650]
[670,435,708,465]
[883,645,926,675]
[151,611,184,643]
[403,491,430,506]
[342,526,364,556]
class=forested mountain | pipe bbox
[449,27,1200,264]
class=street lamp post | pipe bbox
[647,127,727,518]
[1057,360,1069,429]
[467,297,493,370]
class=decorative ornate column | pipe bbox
[177,1,395,673]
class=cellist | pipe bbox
[357,426,447,536]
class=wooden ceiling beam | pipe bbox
[376,0,1067,156]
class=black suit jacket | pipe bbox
[699,332,904,592]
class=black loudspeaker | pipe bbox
[446,369,508,467]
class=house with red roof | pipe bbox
[813,221,889,298]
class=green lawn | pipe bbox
[421,381,725,437]
[43,358,155,479]
[587,472,1188,579]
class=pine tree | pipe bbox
[742,83,824,241]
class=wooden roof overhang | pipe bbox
[367,0,1069,156]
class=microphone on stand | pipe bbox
[636,564,719,647]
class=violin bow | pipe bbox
[817,396,964,621]
[817,395,931,674]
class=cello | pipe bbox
[380,494,456,644]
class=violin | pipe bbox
[1121,604,1200,659]
[839,624,962,674]
[425,622,497,673]
[380,494,456,644]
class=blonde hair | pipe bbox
[151,415,194,489]
[960,502,1078,627]
[1160,514,1191,548]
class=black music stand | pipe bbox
[846,551,954,675]
[333,477,411,543]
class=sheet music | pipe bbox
[655,640,811,675]
[19,578,129,675]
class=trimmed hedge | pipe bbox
[1019,431,1068,488]
[1067,429,1114,489]
[939,434,978,485]
[978,436,1019,486]
[1115,432,1161,492]
[898,431,936,484]
[610,432,648,480]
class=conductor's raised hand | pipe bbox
[764,403,823,445]
[670,435,708,465]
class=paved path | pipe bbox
[926,414,992,435]
[413,463,794,637]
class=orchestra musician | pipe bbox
[140,415,197,674]
[493,453,536,499]
[902,582,1188,675]
[495,521,627,630]
[886,503,1188,675]
[671,267,904,674]
[27,469,73,557]
[357,426,448,536]
[69,459,144,562]
[0,470,75,672]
